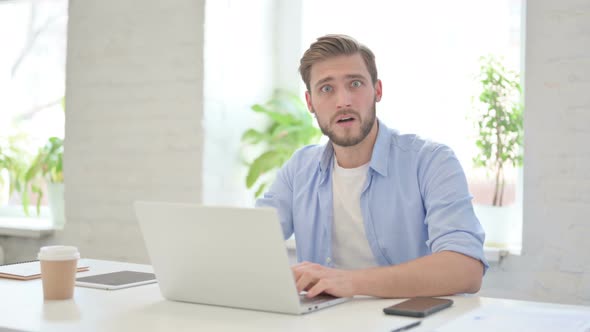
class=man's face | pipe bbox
[305,54,382,147]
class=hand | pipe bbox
[291,261,357,298]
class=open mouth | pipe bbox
[337,117,355,123]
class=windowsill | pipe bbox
[473,203,523,261]
[0,205,54,238]
[0,217,55,238]
[284,237,519,263]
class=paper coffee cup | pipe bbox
[38,246,80,300]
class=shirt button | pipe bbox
[326,257,332,264]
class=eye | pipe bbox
[320,85,333,93]
[351,80,362,88]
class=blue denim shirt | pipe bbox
[256,119,488,271]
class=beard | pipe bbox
[314,100,377,147]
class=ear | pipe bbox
[305,90,314,113]
[374,79,383,102]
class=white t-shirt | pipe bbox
[331,157,378,270]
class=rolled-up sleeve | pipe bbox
[255,161,295,240]
[419,144,489,272]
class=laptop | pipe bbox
[133,201,350,315]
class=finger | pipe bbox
[291,261,312,270]
[291,265,306,279]
[306,279,330,298]
[295,271,315,293]
[295,271,318,294]
[291,262,315,279]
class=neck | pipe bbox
[333,120,379,168]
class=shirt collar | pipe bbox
[319,118,390,177]
[319,139,334,177]
[369,119,390,177]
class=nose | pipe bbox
[336,89,352,109]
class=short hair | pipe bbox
[299,34,378,92]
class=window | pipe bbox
[300,0,524,249]
[0,0,67,217]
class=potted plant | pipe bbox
[0,134,30,206]
[241,90,322,198]
[0,144,15,206]
[21,136,65,227]
[472,55,523,246]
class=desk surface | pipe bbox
[1,259,589,332]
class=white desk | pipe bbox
[1,259,589,332]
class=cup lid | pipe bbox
[38,246,80,261]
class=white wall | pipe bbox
[0,0,206,263]
[480,0,590,305]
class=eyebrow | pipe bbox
[313,74,368,89]
[314,76,334,90]
[345,74,368,81]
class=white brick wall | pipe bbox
[481,0,590,305]
[64,0,205,262]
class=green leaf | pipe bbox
[31,184,43,216]
[251,104,298,126]
[254,183,267,198]
[245,150,284,189]
[20,179,32,216]
[241,129,265,144]
[241,90,321,199]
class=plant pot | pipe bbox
[473,204,522,248]
[47,182,65,229]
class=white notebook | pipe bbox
[0,259,89,280]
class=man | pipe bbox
[256,34,487,299]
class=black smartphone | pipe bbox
[383,297,453,317]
